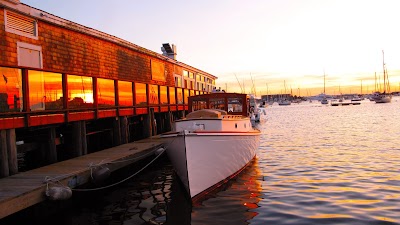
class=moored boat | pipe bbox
[374,50,392,103]
[161,93,261,203]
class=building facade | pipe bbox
[0,0,217,177]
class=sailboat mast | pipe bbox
[323,71,326,95]
[383,50,386,93]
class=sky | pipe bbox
[22,0,400,96]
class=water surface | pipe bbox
[6,98,400,225]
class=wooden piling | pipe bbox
[6,129,17,175]
[72,121,87,157]
[120,116,129,144]
[46,127,57,164]
[167,111,173,132]
[143,113,151,138]
[112,117,121,146]
[0,130,9,177]
[150,108,156,136]
[81,121,87,155]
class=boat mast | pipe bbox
[383,50,386,93]
[323,71,326,95]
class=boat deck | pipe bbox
[0,136,166,219]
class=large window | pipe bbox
[169,87,176,104]
[210,98,225,110]
[135,83,147,106]
[192,99,207,111]
[149,84,159,105]
[160,86,168,105]
[228,97,243,112]
[118,81,133,106]
[0,67,22,112]
[67,75,93,109]
[97,78,115,107]
[28,70,62,111]
[174,75,182,87]
[176,88,183,104]
[184,89,189,104]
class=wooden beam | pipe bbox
[0,130,9,177]
[120,116,129,144]
[6,129,18,175]
[47,127,57,164]
[72,122,83,157]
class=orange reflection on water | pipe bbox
[336,199,382,204]
[191,158,262,225]
[309,214,352,219]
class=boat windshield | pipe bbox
[188,93,248,116]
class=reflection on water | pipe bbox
[254,99,400,225]
[190,159,262,225]
[5,98,400,225]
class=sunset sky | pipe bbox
[23,0,400,96]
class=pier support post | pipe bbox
[143,113,151,138]
[167,111,173,132]
[0,130,9,177]
[72,121,87,157]
[6,129,18,175]
[46,127,57,164]
[81,121,87,155]
[150,108,156,136]
[120,116,129,144]
[112,117,121,146]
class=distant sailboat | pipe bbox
[374,50,392,103]
[321,72,328,104]
[279,81,291,106]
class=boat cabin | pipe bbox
[188,93,251,117]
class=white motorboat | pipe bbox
[161,93,261,203]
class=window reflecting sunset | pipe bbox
[176,88,183,104]
[160,86,168,105]
[184,89,189,104]
[135,83,147,106]
[67,74,93,108]
[169,87,176,104]
[149,84,159,105]
[28,70,63,111]
[118,80,133,106]
[0,67,22,112]
[97,78,115,107]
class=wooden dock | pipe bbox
[0,136,167,219]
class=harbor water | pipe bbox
[5,97,400,225]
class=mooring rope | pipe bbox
[43,144,165,183]
[43,135,177,194]
[72,147,166,191]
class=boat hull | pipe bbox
[165,131,260,201]
[374,96,391,103]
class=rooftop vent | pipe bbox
[161,43,177,60]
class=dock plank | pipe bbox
[0,137,166,219]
